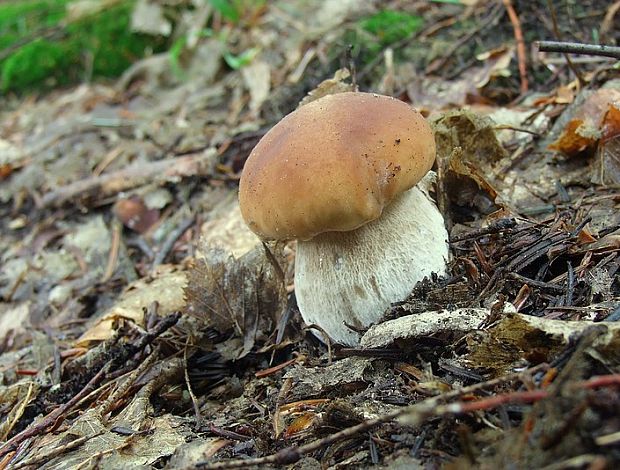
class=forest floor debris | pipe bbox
[0,1,618,468]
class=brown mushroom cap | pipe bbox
[239,92,436,240]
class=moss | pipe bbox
[358,10,423,51]
[333,9,423,82]
[0,0,167,93]
[0,0,69,48]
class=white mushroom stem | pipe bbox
[294,175,449,346]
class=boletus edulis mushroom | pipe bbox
[239,92,449,345]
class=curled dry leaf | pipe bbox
[549,88,620,158]
[433,110,509,218]
[532,82,576,106]
[579,228,620,255]
[283,412,319,440]
[242,60,271,115]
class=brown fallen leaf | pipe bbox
[113,196,159,234]
[532,82,577,106]
[549,88,620,157]
[433,110,510,223]
[595,103,620,184]
[283,412,319,440]
[183,244,287,358]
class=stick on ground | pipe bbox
[537,41,620,60]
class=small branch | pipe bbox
[41,151,216,208]
[100,346,161,417]
[11,432,105,469]
[152,217,195,267]
[195,364,550,469]
[425,2,504,75]
[101,219,122,283]
[537,41,620,60]
[0,364,110,459]
[184,338,203,428]
[502,0,528,94]
[545,0,585,86]
[134,311,182,352]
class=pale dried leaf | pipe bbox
[242,60,271,115]
[77,268,187,345]
[131,0,172,36]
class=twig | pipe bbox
[100,346,161,417]
[502,0,528,94]
[41,151,216,208]
[255,356,302,379]
[126,236,155,260]
[509,273,565,292]
[565,261,575,306]
[581,374,620,389]
[152,217,195,267]
[1,383,34,441]
[425,2,504,75]
[101,219,122,283]
[505,231,571,272]
[134,311,182,352]
[0,363,110,459]
[184,338,203,427]
[537,41,620,60]
[449,218,517,243]
[492,124,540,136]
[545,1,586,86]
[601,1,620,41]
[273,377,293,439]
[11,432,105,469]
[303,323,333,364]
[195,364,550,469]
[261,242,286,284]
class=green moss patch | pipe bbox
[0,0,167,93]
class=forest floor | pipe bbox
[0,1,619,468]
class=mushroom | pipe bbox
[239,92,449,345]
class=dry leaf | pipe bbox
[283,412,318,439]
[298,68,355,107]
[242,60,271,115]
[433,110,509,216]
[549,89,620,157]
[184,245,287,358]
[77,268,187,345]
[532,82,577,106]
[474,46,514,89]
[131,0,172,36]
[199,199,262,258]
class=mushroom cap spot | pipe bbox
[238,91,436,240]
